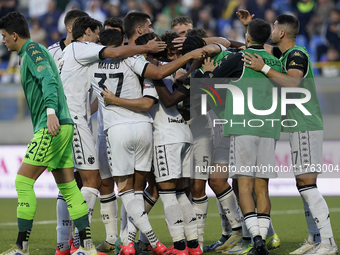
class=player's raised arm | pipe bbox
[143,48,205,80]
[102,38,166,59]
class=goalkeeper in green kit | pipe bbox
[0,12,101,255]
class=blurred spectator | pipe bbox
[121,0,140,16]
[58,1,81,36]
[247,0,273,20]
[103,0,122,18]
[308,0,335,36]
[221,0,242,19]
[321,46,340,77]
[317,9,340,61]
[38,0,62,45]
[188,0,203,26]
[0,0,17,18]
[28,0,49,19]
[30,19,47,47]
[86,0,106,23]
[227,27,245,43]
[153,13,171,35]
[140,1,154,19]
[294,0,316,41]
[264,8,276,27]
[162,0,184,19]
[196,7,217,36]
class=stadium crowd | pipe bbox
[1,0,340,77]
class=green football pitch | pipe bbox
[0,196,339,254]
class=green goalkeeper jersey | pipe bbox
[18,39,73,133]
[278,46,324,132]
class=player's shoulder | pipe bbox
[47,41,60,51]
[288,47,309,60]
[25,42,48,64]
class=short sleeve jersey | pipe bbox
[47,38,66,64]
[273,46,324,132]
[147,75,193,145]
[89,54,153,131]
[59,41,106,122]
[18,39,73,133]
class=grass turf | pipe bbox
[0,196,339,254]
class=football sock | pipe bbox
[299,185,335,246]
[73,229,80,248]
[176,190,198,242]
[301,193,321,243]
[16,230,31,251]
[267,221,275,237]
[15,174,36,250]
[81,187,98,224]
[191,194,208,245]
[159,189,185,243]
[126,191,144,243]
[144,190,158,213]
[78,226,94,249]
[139,190,157,244]
[57,192,73,251]
[258,213,271,240]
[244,212,260,238]
[100,192,118,244]
[174,240,186,250]
[216,197,232,237]
[216,187,242,231]
[119,189,158,248]
[57,181,89,232]
[241,215,251,239]
[120,203,128,245]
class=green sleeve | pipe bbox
[26,42,59,112]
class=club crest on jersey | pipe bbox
[88,155,95,165]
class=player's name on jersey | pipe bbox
[168,117,186,124]
[97,61,120,70]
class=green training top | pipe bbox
[18,39,73,133]
[225,47,282,139]
[279,46,324,132]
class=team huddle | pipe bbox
[0,7,338,255]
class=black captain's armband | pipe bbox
[286,49,308,76]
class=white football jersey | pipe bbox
[147,76,193,146]
[90,55,154,131]
[47,38,66,64]
[59,41,106,122]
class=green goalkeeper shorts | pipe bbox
[23,124,74,171]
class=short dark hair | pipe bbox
[171,16,193,29]
[104,17,124,35]
[135,32,166,59]
[247,18,271,45]
[72,16,102,40]
[275,14,300,39]
[186,28,208,38]
[99,29,123,47]
[182,35,206,55]
[123,11,151,39]
[161,31,180,52]
[64,10,89,27]
[0,11,30,39]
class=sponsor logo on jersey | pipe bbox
[37,65,47,72]
[35,56,43,63]
[31,50,41,56]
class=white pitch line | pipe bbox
[1,208,339,227]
